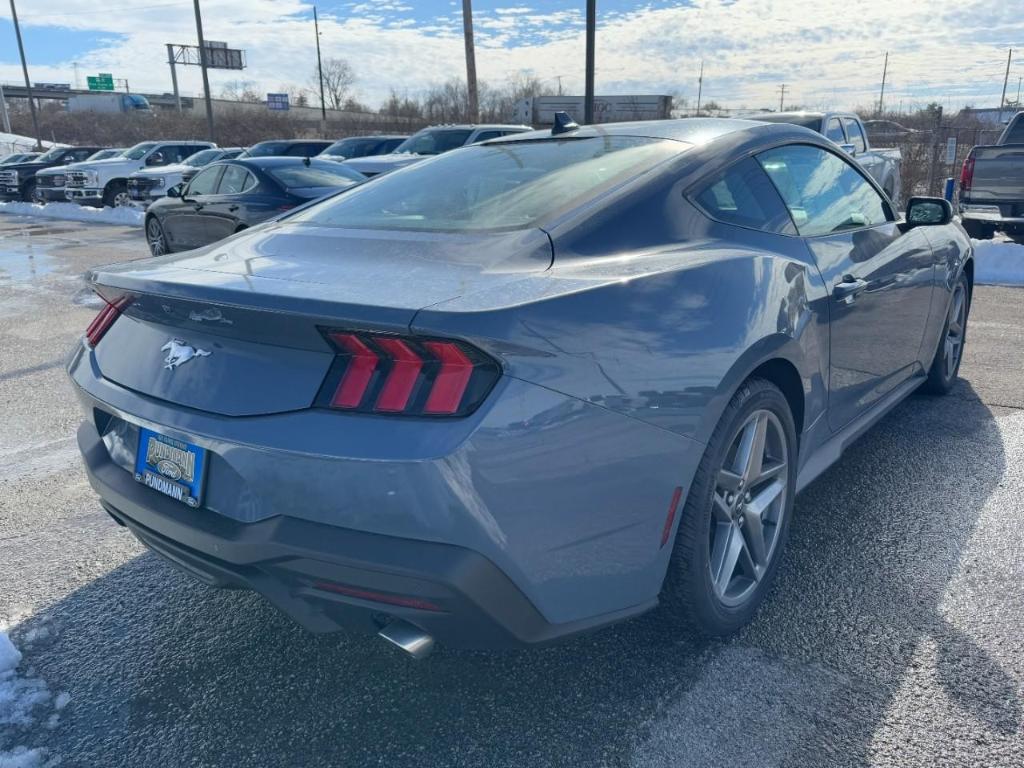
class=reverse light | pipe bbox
[960,151,975,194]
[84,296,128,347]
[319,330,499,417]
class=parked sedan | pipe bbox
[144,157,365,255]
[240,139,333,158]
[71,118,972,656]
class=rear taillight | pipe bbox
[318,330,499,417]
[84,297,127,347]
[960,151,975,193]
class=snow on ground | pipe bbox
[0,626,62,768]
[0,201,143,228]
[972,238,1024,287]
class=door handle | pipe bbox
[834,275,869,303]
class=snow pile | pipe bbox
[0,627,63,768]
[0,200,143,227]
[972,238,1024,286]
[0,133,63,156]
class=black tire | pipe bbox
[102,180,129,209]
[961,219,995,241]
[145,216,169,257]
[21,180,37,204]
[921,272,970,395]
[661,378,798,636]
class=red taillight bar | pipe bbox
[84,296,128,348]
[312,581,442,612]
[319,330,499,417]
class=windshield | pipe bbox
[322,138,380,158]
[290,136,682,232]
[86,149,123,161]
[183,149,222,167]
[36,147,65,163]
[267,163,365,188]
[245,141,292,158]
[124,142,158,160]
[393,129,473,156]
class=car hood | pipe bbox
[1,161,51,173]
[68,159,138,174]
[131,163,190,178]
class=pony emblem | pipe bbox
[161,339,211,370]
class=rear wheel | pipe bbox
[961,219,995,240]
[146,216,168,256]
[922,272,970,395]
[661,378,797,636]
[102,180,130,208]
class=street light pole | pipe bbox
[314,5,327,125]
[8,0,42,149]
[461,0,478,123]
[192,0,216,142]
[877,50,889,116]
[584,0,595,124]
[999,48,1013,116]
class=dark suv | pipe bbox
[0,146,105,202]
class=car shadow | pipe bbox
[9,382,1014,767]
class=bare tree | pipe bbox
[220,80,263,103]
[311,58,356,111]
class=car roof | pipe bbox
[251,139,332,145]
[418,124,532,131]
[227,156,341,168]
[330,135,407,141]
[495,117,771,146]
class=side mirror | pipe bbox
[905,196,953,227]
[146,152,165,167]
[840,143,857,155]
[166,183,183,198]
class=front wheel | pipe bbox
[21,180,38,204]
[922,272,970,395]
[102,180,130,209]
[145,216,169,256]
[661,378,797,636]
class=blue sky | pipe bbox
[1,0,1020,112]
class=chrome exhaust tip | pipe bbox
[378,620,435,660]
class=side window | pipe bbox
[178,145,201,162]
[756,145,890,237]
[841,119,866,153]
[472,130,504,143]
[825,119,845,144]
[285,144,320,157]
[185,166,222,196]
[691,157,796,234]
[217,165,255,195]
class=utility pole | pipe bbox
[555,75,564,96]
[1017,75,1022,106]
[696,59,704,114]
[9,0,41,149]
[461,0,478,122]
[877,50,889,116]
[584,0,596,124]
[778,83,787,112]
[314,6,327,126]
[192,0,216,142]
[999,48,1013,115]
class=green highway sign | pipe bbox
[87,74,115,91]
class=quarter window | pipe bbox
[186,166,221,196]
[825,119,845,143]
[757,145,890,237]
[217,165,255,195]
[841,119,866,153]
[692,157,796,234]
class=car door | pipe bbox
[166,165,223,251]
[194,164,255,246]
[757,144,935,431]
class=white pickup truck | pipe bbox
[65,140,214,207]
[750,111,903,206]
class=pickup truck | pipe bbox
[127,146,244,207]
[0,145,104,202]
[749,111,903,205]
[958,111,1024,241]
[35,148,125,203]
[65,140,215,208]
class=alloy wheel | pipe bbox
[146,219,166,256]
[944,282,967,380]
[112,191,131,208]
[709,409,789,608]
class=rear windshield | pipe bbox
[183,149,222,167]
[266,163,366,189]
[246,142,300,157]
[290,136,683,232]
[322,138,380,157]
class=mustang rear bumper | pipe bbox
[79,421,653,648]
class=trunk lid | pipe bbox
[967,145,1024,202]
[89,222,551,417]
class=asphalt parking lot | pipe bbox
[1,215,1022,767]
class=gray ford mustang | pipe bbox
[69,118,972,657]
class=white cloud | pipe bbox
[0,0,1017,112]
